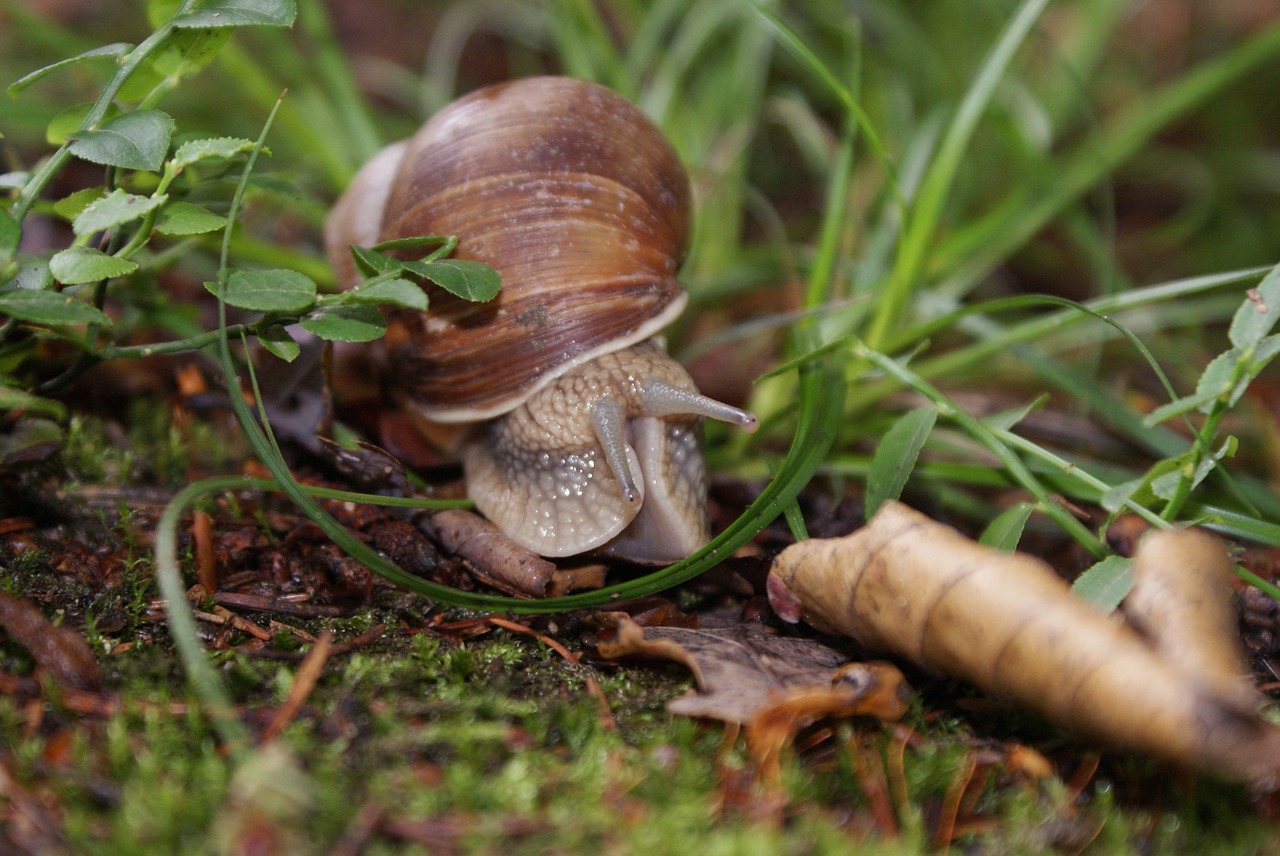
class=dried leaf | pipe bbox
[0,591,101,690]
[599,615,909,726]
[768,500,1280,789]
[1124,528,1256,710]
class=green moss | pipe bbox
[2,618,1275,854]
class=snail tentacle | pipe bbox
[641,380,759,432]
[592,397,643,506]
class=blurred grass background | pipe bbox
[6,1,1280,851]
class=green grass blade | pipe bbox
[933,18,1280,298]
[865,406,936,517]
[866,0,1050,349]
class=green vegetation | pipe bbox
[5,0,1280,851]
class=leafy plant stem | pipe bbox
[991,426,1166,530]
[9,0,199,225]
[1160,401,1229,522]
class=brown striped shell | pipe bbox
[325,77,757,562]
[327,76,691,422]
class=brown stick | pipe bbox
[261,630,334,743]
[419,509,558,596]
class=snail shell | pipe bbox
[326,76,755,562]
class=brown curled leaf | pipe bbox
[768,500,1280,789]
[0,591,101,691]
[1124,527,1258,710]
[599,615,909,726]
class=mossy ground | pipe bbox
[2,410,1278,855]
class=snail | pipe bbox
[324,76,756,563]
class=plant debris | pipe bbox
[599,608,909,725]
[0,591,101,691]
[769,500,1280,789]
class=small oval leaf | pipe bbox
[1229,264,1280,350]
[69,110,174,171]
[300,304,386,342]
[72,189,167,236]
[49,247,138,284]
[173,136,256,169]
[171,0,297,29]
[53,187,107,222]
[155,201,227,236]
[258,325,301,362]
[403,258,501,302]
[978,502,1034,551]
[0,289,112,325]
[1071,555,1133,611]
[47,103,98,146]
[10,257,54,292]
[221,268,317,312]
[346,277,428,311]
[350,245,399,278]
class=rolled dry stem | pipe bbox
[768,501,1280,789]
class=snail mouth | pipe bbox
[599,415,709,565]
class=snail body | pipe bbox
[325,76,755,563]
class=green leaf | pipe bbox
[7,43,131,97]
[217,268,317,313]
[345,277,428,311]
[1099,476,1149,515]
[46,103,99,146]
[0,386,66,419]
[1193,347,1243,414]
[865,407,936,516]
[0,288,112,325]
[172,0,297,29]
[69,110,175,171]
[1151,438,1235,500]
[0,208,18,266]
[350,245,399,277]
[155,201,227,235]
[300,303,386,342]
[118,29,231,102]
[1071,555,1133,611]
[258,325,301,362]
[978,502,1034,551]
[1143,389,1223,427]
[402,258,501,302]
[173,136,256,169]
[979,395,1047,432]
[49,247,138,285]
[52,187,107,222]
[72,189,167,236]
[9,257,53,292]
[1229,264,1280,350]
